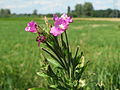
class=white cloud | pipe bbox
[91,0,113,9]
[1,0,60,9]
[0,0,4,4]
[37,3,64,13]
[1,0,69,13]
[33,0,68,13]
[4,5,27,9]
[114,0,120,9]
[33,0,51,4]
[0,0,50,8]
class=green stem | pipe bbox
[61,34,69,73]
[65,31,69,53]
[64,31,72,79]
[45,42,67,70]
[53,36,68,70]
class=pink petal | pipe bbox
[50,26,64,36]
[25,26,30,31]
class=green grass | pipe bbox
[0,17,120,89]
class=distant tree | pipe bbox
[117,10,120,17]
[0,9,4,17]
[106,9,120,17]
[75,4,83,17]
[93,9,120,18]
[113,9,119,18]
[93,10,106,17]
[106,8,113,17]
[55,13,61,17]
[71,2,120,18]
[4,9,11,16]
[67,6,71,15]
[83,2,94,16]
[46,13,53,17]
[71,10,77,17]
[0,9,11,17]
[32,9,37,15]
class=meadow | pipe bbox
[0,17,120,90]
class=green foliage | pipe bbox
[74,4,83,17]
[69,2,94,17]
[67,6,71,15]
[30,88,47,90]
[69,2,120,18]
[40,31,88,89]
[32,9,38,16]
[83,2,94,16]
[0,9,11,17]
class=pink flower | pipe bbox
[61,14,73,24]
[25,21,37,33]
[50,26,64,36]
[50,14,72,36]
[55,18,68,30]
[36,35,46,46]
[50,18,68,36]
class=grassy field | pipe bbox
[0,17,120,89]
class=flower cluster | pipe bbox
[25,21,46,46]
[36,35,46,46]
[50,14,73,36]
[25,14,73,46]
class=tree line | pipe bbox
[0,2,120,18]
[68,2,120,18]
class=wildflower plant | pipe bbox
[25,14,89,90]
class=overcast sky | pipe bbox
[0,0,119,14]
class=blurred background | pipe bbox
[0,0,120,90]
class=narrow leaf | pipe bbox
[42,48,65,68]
